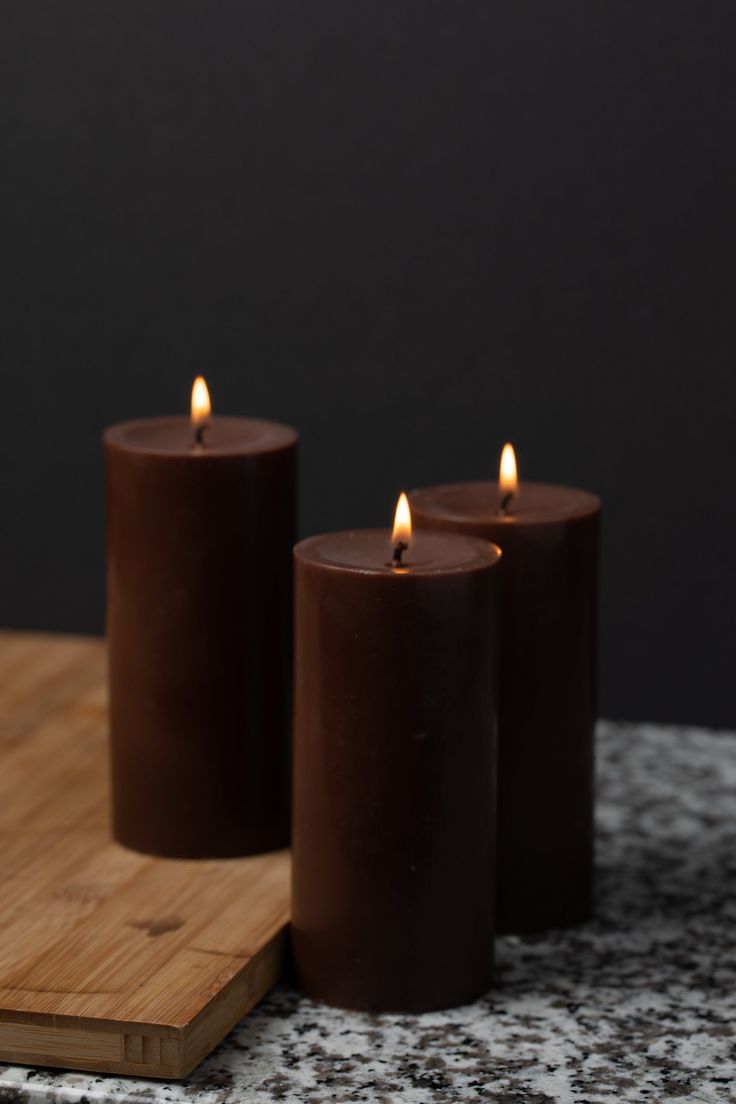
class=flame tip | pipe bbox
[391,491,412,546]
[191,376,211,425]
[499,442,518,497]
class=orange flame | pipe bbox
[499,443,518,498]
[392,492,412,546]
[191,376,211,426]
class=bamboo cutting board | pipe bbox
[0,631,290,1079]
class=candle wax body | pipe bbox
[292,529,501,1012]
[410,482,600,933]
[104,416,297,858]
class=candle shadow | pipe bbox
[495,828,736,995]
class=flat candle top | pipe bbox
[295,529,501,577]
[104,416,297,456]
[410,481,600,525]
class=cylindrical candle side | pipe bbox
[105,415,297,859]
[292,529,501,1012]
[410,482,600,934]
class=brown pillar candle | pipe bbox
[104,378,297,859]
[410,449,600,934]
[292,496,502,1012]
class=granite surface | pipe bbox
[0,720,734,1104]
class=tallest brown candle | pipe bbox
[104,380,297,859]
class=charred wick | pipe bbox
[392,540,409,567]
[499,492,514,516]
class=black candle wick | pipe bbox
[193,422,208,448]
[392,540,409,567]
[499,491,514,516]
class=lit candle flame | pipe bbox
[499,443,518,499]
[191,376,211,428]
[392,492,412,546]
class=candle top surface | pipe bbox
[295,529,501,577]
[104,416,297,456]
[410,481,600,525]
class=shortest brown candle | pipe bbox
[411,461,600,934]
[292,514,502,1013]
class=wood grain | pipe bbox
[0,631,290,1078]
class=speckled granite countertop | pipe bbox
[1,721,734,1104]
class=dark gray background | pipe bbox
[1,1,734,726]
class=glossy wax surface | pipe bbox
[411,481,600,934]
[105,415,296,456]
[410,481,599,526]
[292,529,501,1013]
[104,415,297,859]
[296,528,500,574]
